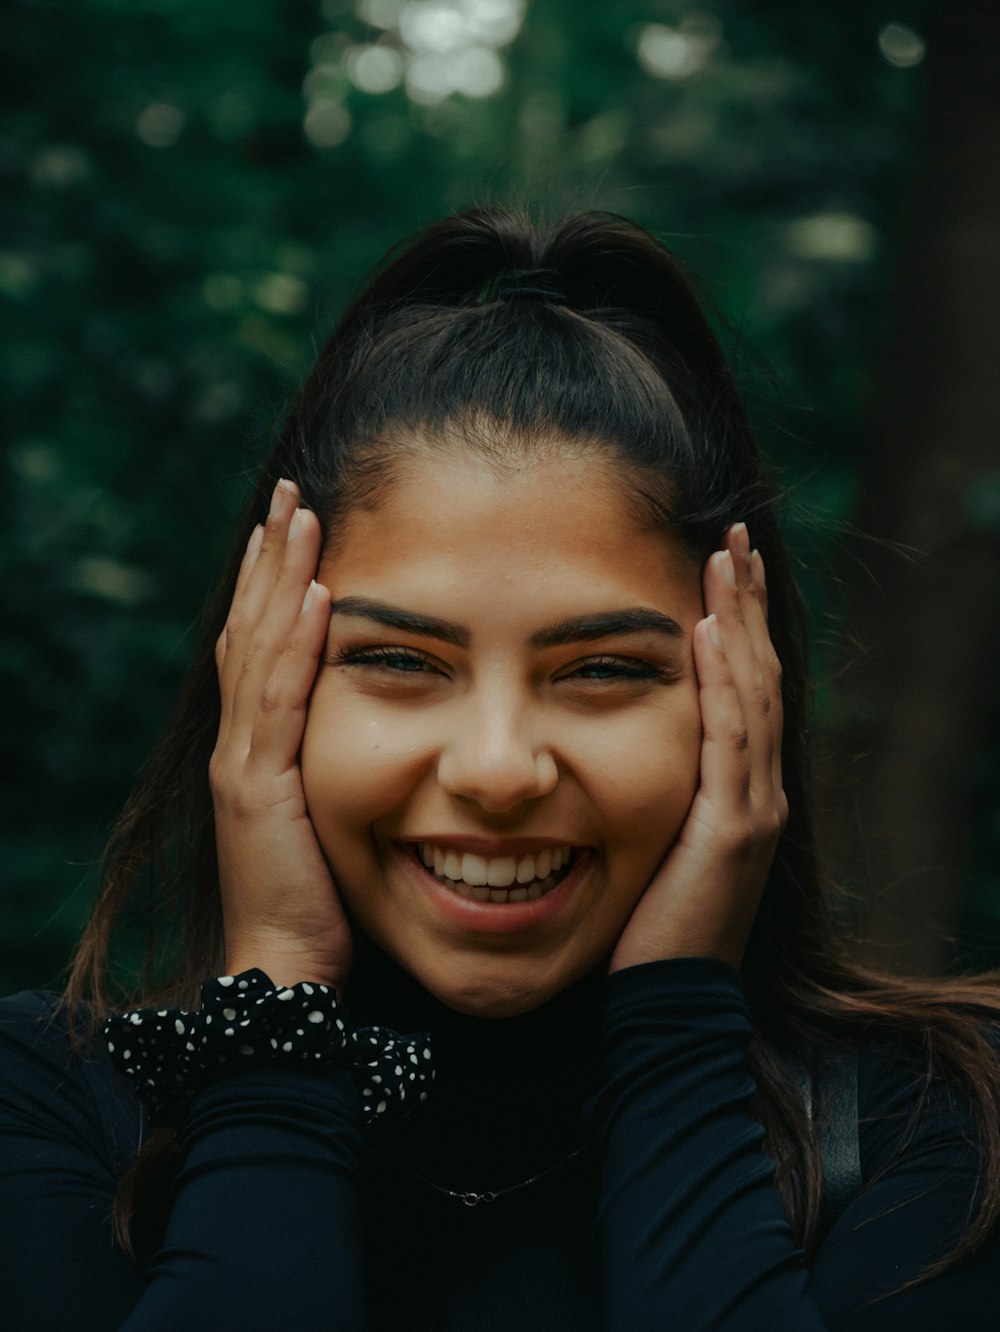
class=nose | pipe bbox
[436,699,558,814]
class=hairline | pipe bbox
[319,417,701,570]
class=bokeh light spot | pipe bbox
[452,46,504,97]
[136,103,185,148]
[70,557,153,607]
[304,99,353,148]
[338,0,523,105]
[784,212,877,263]
[400,2,467,54]
[347,44,405,93]
[357,0,406,28]
[252,273,309,315]
[636,22,716,80]
[30,146,89,188]
[0,253,37,297]
[878,23,925,68]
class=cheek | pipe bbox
[299,686,425,840]
[576,692,702,858]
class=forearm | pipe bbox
[122,1065,368,1331]
[583,958,826,1332]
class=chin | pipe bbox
[442,987,547,1020]
[415,946,600,1018]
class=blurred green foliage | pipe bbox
[3,0,944,993]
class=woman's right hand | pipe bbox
[210,478,353,995]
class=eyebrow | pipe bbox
[530,609,684,648]
[327,598,684,649]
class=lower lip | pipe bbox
[400,845,591,934]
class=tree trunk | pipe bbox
[828,0,1000,975]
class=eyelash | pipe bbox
[331,646,670,683]
[569,656,668,682]
[333,646,434,674]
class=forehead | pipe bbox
[320,447,701,619]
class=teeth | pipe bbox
[461,854,488,886]
[486,856,517,887]
[515,855,536,884]
[415,843,576,897]
[443,873,560,903]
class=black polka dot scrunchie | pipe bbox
[102,969,434,1130]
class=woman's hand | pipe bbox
[210,478,353,995]
[609,522,787,973]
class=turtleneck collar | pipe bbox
[344,926,609,1187]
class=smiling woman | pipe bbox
[301,450,703,1016]
[4,209,1000,1330]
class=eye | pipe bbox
[331,646,442,675]
[562,655,670,683]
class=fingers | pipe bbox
[216,524,265,673]
[237,480,304,633]
[750,548,768,625]
[250,577,331,771]
[216,479,327,762]
[235,524,265,598]
[691,613,750,830]
[745,544,781,795]
[697,522,786,832]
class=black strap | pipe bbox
[783,1047,862,1238]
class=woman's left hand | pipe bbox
[609,522,788,973]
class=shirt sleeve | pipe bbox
[0,991,370,1332]
[581,957,1000,1332]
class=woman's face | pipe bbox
[302,446,704,1016]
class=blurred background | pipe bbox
[3,0,998,996]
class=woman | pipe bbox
[2,208,1000,1330]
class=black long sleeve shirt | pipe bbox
[1,941,997,1330]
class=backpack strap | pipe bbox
[782,1046,862,1239]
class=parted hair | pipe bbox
[64,207,1000,1292]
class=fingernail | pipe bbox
[270,478,295,519]
[707,613,722,648]
[734,521,751,562]
[751,549,765,587]
[288,508,305,540]
[301,579,318,614]
[721,550,736,587]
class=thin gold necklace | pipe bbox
[397,1139,595,1207]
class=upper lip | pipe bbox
[401,835,586,857]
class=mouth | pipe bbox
[409,842,578,904]
[398,840,591,933]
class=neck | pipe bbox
[344,927,608,1186]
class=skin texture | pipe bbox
[212,445,786,1011]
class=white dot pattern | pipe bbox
[102,968,434,1129]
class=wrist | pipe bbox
[609,935,745,974]
[224,937,347,995]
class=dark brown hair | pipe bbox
[63,207,1000,1295]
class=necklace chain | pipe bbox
[397,1139,595,1206]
